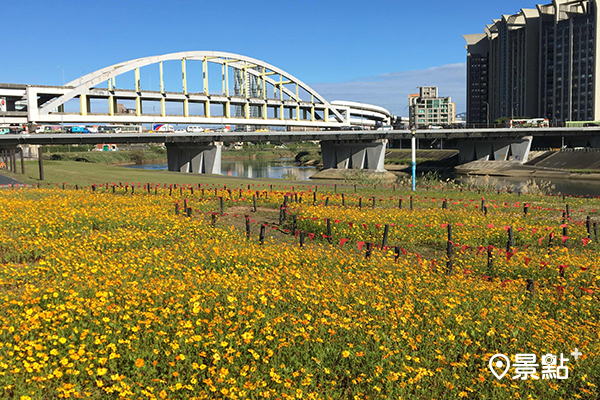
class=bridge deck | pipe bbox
[0,127,598,146]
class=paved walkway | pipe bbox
[0,173,23,186]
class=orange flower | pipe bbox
[135,358,144,368]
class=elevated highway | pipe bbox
[1,127,599,146]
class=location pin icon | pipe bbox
[489,354,510,380]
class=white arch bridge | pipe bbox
[1,51,394,129]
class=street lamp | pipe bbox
[482,101,490,128]
[411,127,416,191]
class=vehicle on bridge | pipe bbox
[0,127,10,135]
[186,126,204,133]
[508,118,549,128]
[35,125,66,134]
[66,126,90,134]
[152,124,174,133]
[97,125,143,134]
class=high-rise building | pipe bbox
[465,1,600,125]
[409,86,455,128]
[233,69,263,131]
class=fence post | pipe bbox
[253,195,257,212]
[586,216,591,239]
[506,226,514,252]
[484,205,488,216]
[342,193,345,206]
[359,197,362,209]
[279,206,284,225]
[326,219,332,244]
[259,225,266,245]
[398,198,402,209]
[372,196,375,209]
[563,225,568,248]
[299,232,305,247]
[487,246,493,276]
[38,149,44,181]
[410,195,413,210]
[175,204,179,215]
[566,204,570,219]
[382,224,389,248]
[313,192,317,204]
[446,224,453,275]
[365,242,372,259]
[594,221,598,240]
[245,216,251,240]
[442,199,447,210]
[186,207,192,217]
[211,214,217,226]
[394,246,400,262]
[526,279,535,297]
[524,204,528,216]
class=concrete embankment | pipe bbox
[456,149,600,180]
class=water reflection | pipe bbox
[127,159,318,181]
[126,161,600,196]
[455,175,600,197]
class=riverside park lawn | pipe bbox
[0,178,598,399]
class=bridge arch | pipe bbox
[38,51,346,124]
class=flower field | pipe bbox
[0,183,598,399]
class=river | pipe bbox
[127,158,319,181]
[127,160,600,197]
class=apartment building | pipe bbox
[464,0,600,124]
[409,87,456,128]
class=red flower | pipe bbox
[579,287,594,295]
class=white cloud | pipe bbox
[310,63,466,117]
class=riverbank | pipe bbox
[41,145,322,167]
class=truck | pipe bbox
[152,124,175,133]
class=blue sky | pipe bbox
[2,0,540,115]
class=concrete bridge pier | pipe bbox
[166,142,222,174]
[320,139,387,171]
[457,136,532,163]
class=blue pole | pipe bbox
[411,128,416,191]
